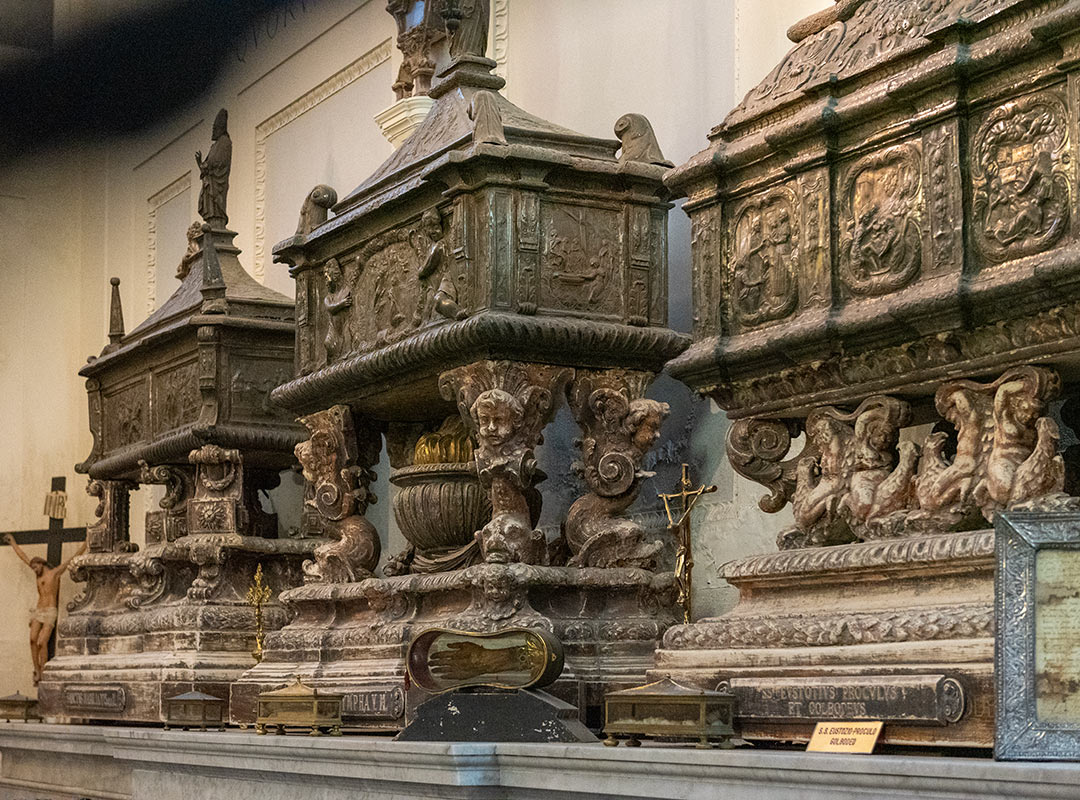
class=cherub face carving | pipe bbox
[472,389,522,450]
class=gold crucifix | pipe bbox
[659,464,717,625]
[246,563,272,662]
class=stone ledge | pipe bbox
[2,724,1079,800]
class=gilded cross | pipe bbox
[659,464,717,625]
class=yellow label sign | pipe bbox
[806,721,883,754]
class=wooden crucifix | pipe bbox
[1,476,88,684]
[659,464,717,625]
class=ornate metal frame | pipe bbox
[995,511,1080,761]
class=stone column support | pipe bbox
[563,369,669,569]
[86,478,137,554]
[440,360,571,565]
[295,405,383,583]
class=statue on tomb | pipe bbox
[416,209,467,322]
[177,222,203,280]
[323,258,353,363]
[440,0,489,61]
[5,533,86,685]
[195,108,232,228]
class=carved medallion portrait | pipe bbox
[972,94,1070,263]
[839,144,923,297]
[728,188,799,327]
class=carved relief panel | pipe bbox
[540,202,623,317]
[797,168,831,309]
[103,379,149,451]
[323,207,464,362]
[970,91,1071,264]
[838,143,925,297]
[690,202,722,338]
[726,186,799,329]
[152,360,200,435]
[228,353,294,424]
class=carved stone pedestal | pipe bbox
[653,530,994,748]
[39,526,314,723]
[231,564,678,730]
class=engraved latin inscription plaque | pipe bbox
[63,685,127,713]
[1035,549,1080,724]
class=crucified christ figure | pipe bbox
[4,534,86,685]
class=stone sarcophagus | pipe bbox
[39,111,315,723]
[233,0,688,729]
[658,0,1080,748]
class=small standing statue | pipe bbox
[4,534,87,685]
[323,258,353,362]
[440,0,489,60]
[416,209,467,322]
[195,108,232,228]
[659,465,717,625]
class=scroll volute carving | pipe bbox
[138,461,193,543]
[86,479,136,554]
[563,370,669,569]
[440,361,571,565]
[295,405,382,582]
[725,417,806,513]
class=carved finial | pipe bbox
[195,108,232,228]
[200,224,227,314]
[614,114,673,168]
[469,91,507,146]
[787,0,866,43]
[108,277,125,346]
[295,184,338,236]
[440,0,489,60]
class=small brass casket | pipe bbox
[604,677,736,749]
[164,691,226,731]
[256,677,342,736]
[0,692,40,722]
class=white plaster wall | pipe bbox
[0,0,826,694]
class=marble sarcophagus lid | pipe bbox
[658,0,1080,748]
[40,116,316,723]
[233,0,688,729]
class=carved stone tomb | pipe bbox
[39,112,315,723]
[232,0,688,729]
[659,0,1080,748]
